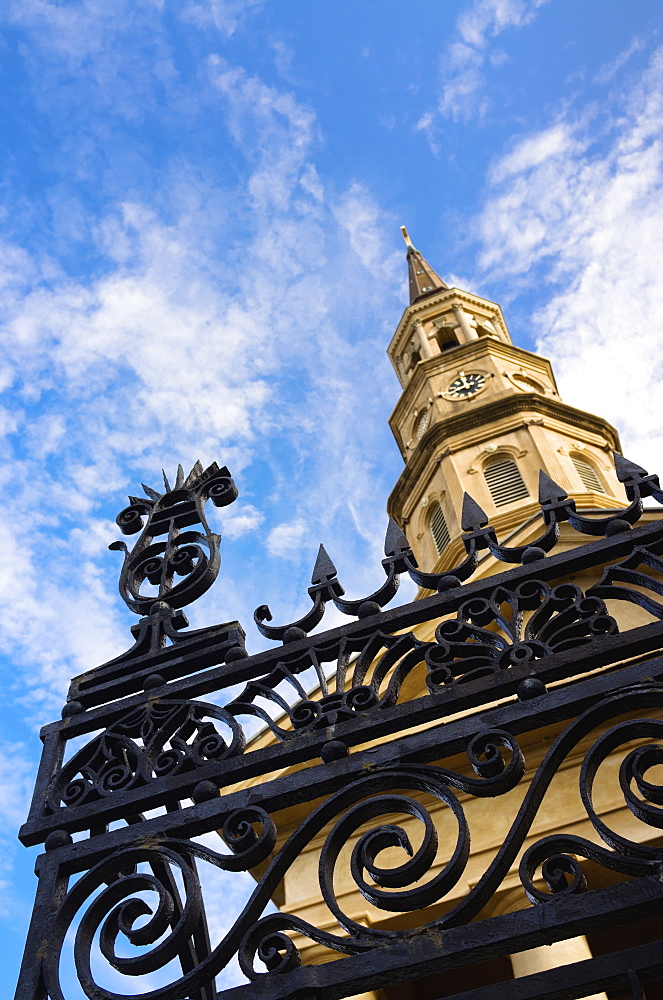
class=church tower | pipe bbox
[387,228,626,579]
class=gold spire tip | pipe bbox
[400,225,414,249]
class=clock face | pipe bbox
[446,371,488,399]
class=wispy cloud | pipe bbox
[594,34,645,85]
[475,42,663,473]
[0,26,404,722]
[416,0,549,133]
[183,0,265,37]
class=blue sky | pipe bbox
[3,0,663,994]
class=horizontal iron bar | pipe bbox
[22,656,663,853]
[213,878,663,1000]
[43,518,663,734]
[407,939,663,1000]
[39,614,663,749]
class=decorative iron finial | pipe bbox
[109,461,238,616]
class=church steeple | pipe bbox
[400,225,448,304]
[387,234,626,581]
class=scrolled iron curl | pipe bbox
[61,775,92,807]
[152,747,186,776]
[581,717,663,857]
[519,829,660,905]
[194,730,230,760]
[240,742,525,978]
[44,846,204,1000]
[467,729,522,780]
[520,714,663,904]
[50,741,525,993]
[222,805,278,865]
[290,700,320,729]
[97,761,135,793]
[126,537,211,607]
[345,684,378,712]
[45,808,277,1000]
[520,838,588,903]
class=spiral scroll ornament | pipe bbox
[45,807,278,1000]
[239,736,525,978]
[109,461,238,616]
[520,698,663,904]
[47,700,245,814]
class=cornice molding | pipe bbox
[389,340,557,429]
[387,393,621,520]
[389,286,506,354]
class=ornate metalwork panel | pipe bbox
[14,456,663,1000]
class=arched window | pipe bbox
[440,337,459,352]
[484,456,529,507]
[571,454,605,493]
[429,502,450,555]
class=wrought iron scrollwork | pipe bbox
[231,578,619,737]
[254,544,344,641]
[425,580,618,689]
[110,461,238,616]
[47,700,244,813]
[251,454,663,637]
[44,807,277,1000]
[15,454,663,1000]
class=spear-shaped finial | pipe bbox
[384,517,411,557]
[538,470,569,506]
[613,452,649,483]
[311,544,338,586]
[461,493,489,533]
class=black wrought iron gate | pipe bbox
[13,455,663,999]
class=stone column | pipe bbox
[413,320,435,358]
[451,304,478,343]
[510,935,608,1000]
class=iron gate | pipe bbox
[14,455,663,999]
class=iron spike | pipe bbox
[384,517,410,557]
[613,452,649,482]
[175,464,185,489]
[184,459,205,487]
[538,469,569,504]
[141,483,162,501]
[461,493,489,532]
[311,544,338,585]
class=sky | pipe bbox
[3,0,663,995]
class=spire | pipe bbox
[400,226,448,305]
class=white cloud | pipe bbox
[490,123,578,183]
[333,182,402,281]
[417,0,549,129]
[594,35,645,85]
[182,0,264,37]
[475,43,663,474]
[266,518,307,558]
[457,0,547,48]
[218,503,264,539]
[0,46,405,719]
[3,0,177,118]
[0,744,34,833]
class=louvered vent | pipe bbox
[572,455,605,493]
[484,458,529,507]
[430,503,450,555]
